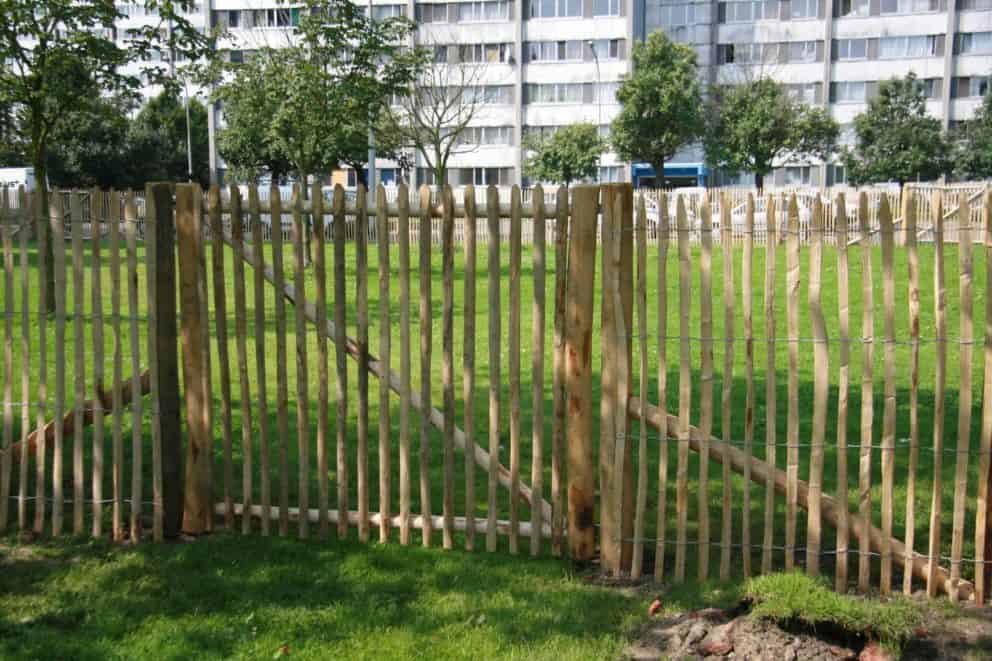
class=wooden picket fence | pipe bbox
[3,181,992,606]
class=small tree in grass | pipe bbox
[524,123,605,187]
[842,73,952,186]
[955,85,992,180]
[704,78,838,190]
[611,31,702,185]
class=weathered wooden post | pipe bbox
[176,184,211,534]
[599,182,634,575]
[148,183,183,538]
[565,184,599,561]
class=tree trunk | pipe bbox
[651,160,665,189]
[301,171,313,267]
[755,172,765,192]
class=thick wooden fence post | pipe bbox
[177,184,211,535]
[600,182,634,575]
[149,184,182,538]
[565,184,599,561]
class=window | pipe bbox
[592,0,621,15]
[785,82,820,104]
[827,165,847,186]
[530,0,582,18]
[589,39,622,60]
[460,43,512,63]
[791,0,819,17]
[783,166,812,186]
[718,43,774,64]
[970,77,990,98]
[878,35,938,59]
[372,4,405,20]
[920,78,941,98]
[719,0,777,22]
[881,0,938,12]
[831,81,867,103]
[788,41,818,62]
[458,0,510,21]
[956,32,992,55]
[599,166,623,182]
[415,3,448,23]
[525,83,583,104]
[835,0,868,15]
[527,40,584,62]
[470,167,513,186]
[595,82,620,102]
[466,85,513,104]
[458,126,513,145]
[958,0,992,9]
[835,38,867,60]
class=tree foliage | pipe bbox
[524,123,605,186]
[842,73,952,185]
[611,31,702,179]
[45,94,136,189]
[128,91,210,187]
[955,88,992,180]
[704,78,838,189]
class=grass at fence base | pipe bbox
[0,532,643,661]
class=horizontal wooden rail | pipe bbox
[210,198,597,220]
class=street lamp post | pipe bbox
[586,40,602,182]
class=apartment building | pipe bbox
[113,1,990,188]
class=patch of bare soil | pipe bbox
[621,603,992,661]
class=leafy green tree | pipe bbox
[842,73,951,186]
[524,123,605,186]
[611,32,702,185]
[704,78,838,190]
[45,94,136,189]
[955,86,992,180]
[128,91,210,188]
[0,0,209,309]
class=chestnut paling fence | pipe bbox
[1,182,992,604]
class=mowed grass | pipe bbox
[0,532,642,660]
[3,232,991,583]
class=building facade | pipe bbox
[116,1,991,188]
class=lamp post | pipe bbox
[586,40,602,181]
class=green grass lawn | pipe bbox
[3,233,991,584]
[0,532,644,660]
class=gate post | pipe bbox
[565,185,599,561]
[176,184,211,534]
[600,183,634,576]
[148,183,183,538]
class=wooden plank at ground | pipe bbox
[33,191,49,534]
[742,194,755,577]
[633,193,649,578]
[762,195,777,574]
[551,186,568,557]
[858,192,874,592]
[951,193,973,594]
[332,185,348,539]
[978,190,992,605]
[376,184,391,544]
[509,185,522,554]
[230,186,254,535]
[442,185,456,550]
[398,185,412,545]
[698,195,714,580]
[51,190,67,535]
[655,192,670,581]
[807,197,828,576]
[144,187,164,542]
[904,190,921,595]
[71,191,85,535]
[194,186,212,534]
[785,194,800,571]
[835,194,851,593]
[531,186,546,557]
[879,195,896,593]
[486,184,501,553]
[927,191,947,599]
[90,190,105,538]
[271,185,290,537]
[463,185,477,552]
[18,188,30,531]
[720,193,735,581]
[292,186,310,540]
[1,193,13,533]
[250,185,272,535]
[565,185,599,562]
[108,192,123,539]
[418,185,433,548]
[209,186,234,530]
[356,185,370,543]
[310,183,327,536]
[675,195,691,582]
